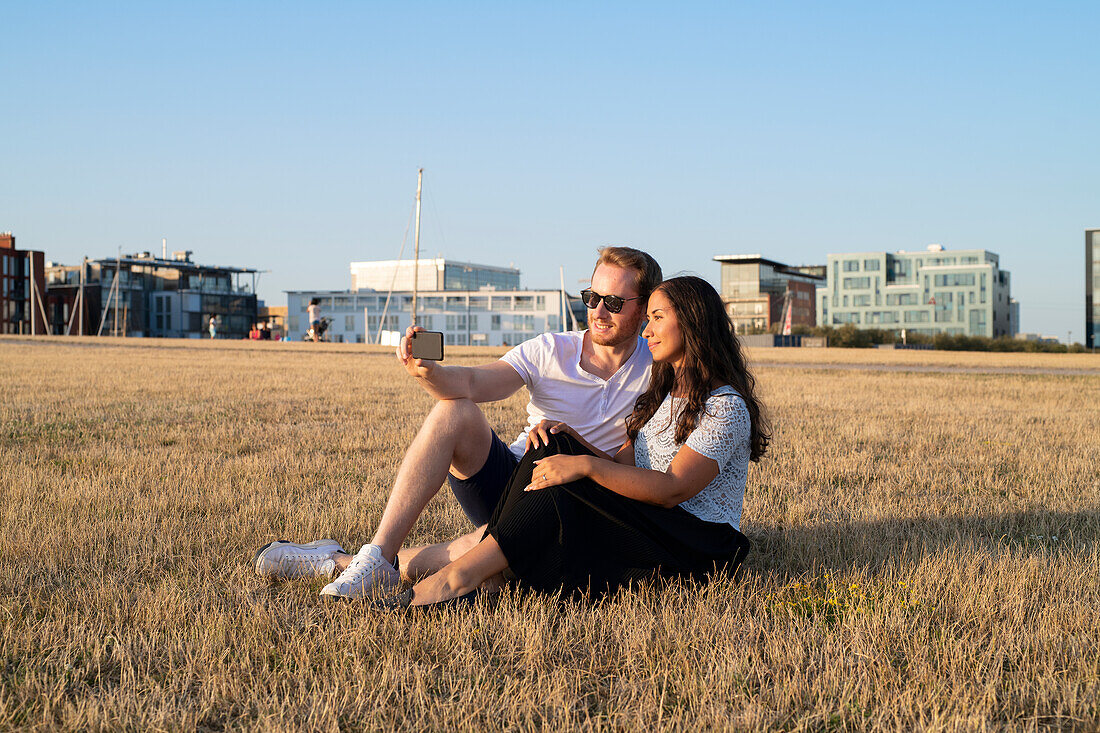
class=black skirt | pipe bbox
[485,432,750,596]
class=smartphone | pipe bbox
[410,330,444,361]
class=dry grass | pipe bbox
[1,336,1098,731]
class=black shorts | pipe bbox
[448,430,520,526]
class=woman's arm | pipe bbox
[529,445,718,509]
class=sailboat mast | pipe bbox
[412,168,423,328]
[559,266,567,332]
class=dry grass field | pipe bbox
[2,336,1098,731]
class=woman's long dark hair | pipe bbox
[625,276,770,462]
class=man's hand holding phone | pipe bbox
[398,326,444,378]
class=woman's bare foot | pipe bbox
[408,568,477,606]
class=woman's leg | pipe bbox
[330,526,485,580]
[405,534,510,606]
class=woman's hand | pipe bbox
[525,455,590,491]
[525,419,578,451]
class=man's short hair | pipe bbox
[594,246,663,301]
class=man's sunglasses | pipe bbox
[580,289,641,314]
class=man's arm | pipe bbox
[397,327,524,402]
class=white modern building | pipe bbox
[288,258,585,345]
[817,244,1019,338]
[286,288,584,345]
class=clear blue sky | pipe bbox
[3,2,1097,340]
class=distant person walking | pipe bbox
[208,316,217,340]
[307,298,322,342]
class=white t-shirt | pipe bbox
[501,331,652,458]
[634,386,751,529]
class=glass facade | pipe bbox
[443,264,519,291]
[719,262,762,299]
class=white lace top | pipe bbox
[634,386,751,529]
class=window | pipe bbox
[515,296,534,311]
[843,260,860,272]
[934,273,976,287]
[904,310,929,323]
[832,312,860,324]
[842,277,871,289]
[853,295,870,307]
[345,315,355,330]
[886,292,918,306]
[969,309,987,336]
[491,314,501,330]
[367,314,400,332]
[889,259,912,280]
[863,259,880,271]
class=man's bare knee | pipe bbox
[422,399,493,479]
[425,398,486,434]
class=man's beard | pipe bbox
[589,316,643,347]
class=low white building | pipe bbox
[286,288,585,346]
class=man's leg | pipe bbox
[336,397,493,567]
[259,398,497,596]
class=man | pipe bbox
[255,247,662,598]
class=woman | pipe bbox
[307,298,323,342]
[379,276,769,608]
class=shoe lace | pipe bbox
[284,551,327,571]
[338,551,381,584]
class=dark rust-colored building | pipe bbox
[0,233,47,335]
[713,254,825,334]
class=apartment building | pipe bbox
[45,251,259,338]
[0,233,47,334]
[713,254,825,333]
[816,245,1018,337]
[291,257,584,345]
[286,288,584,346]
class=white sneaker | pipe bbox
[320,544,401,599]
[254,539,344,580]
